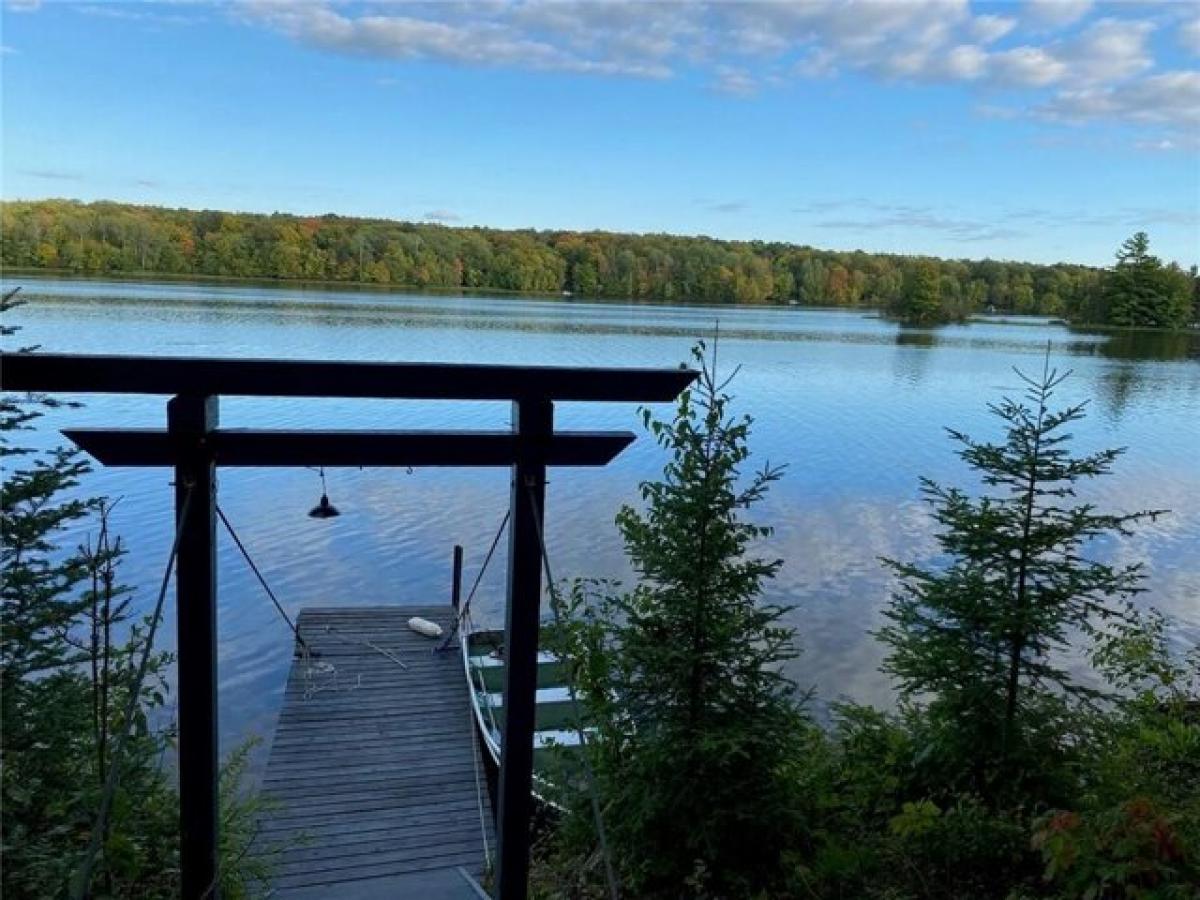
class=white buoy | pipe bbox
[407,616,443,638]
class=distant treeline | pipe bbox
[1,199,1195,325]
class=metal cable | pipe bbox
[72,482,195,900]
[438,510,510,652]
[216,504,309,656]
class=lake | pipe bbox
[3,274,1198,760]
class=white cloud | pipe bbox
[237,1,1161,93]
[1180,19,1200,56]
[793,48,838,79]
[970,14,1017,44]
[240,1,674,78]
[990,46,1068,86]
[18,168,84,180]
[713,65,757,96]
[703,200,748,213]
[1038,70,1200,125]
[1133,135,1200,153]
[772,0,972,79]
[1001,205,1199,226]
[1024,0,1093,30]
[813,201,1025,242]
[941,44,988,80]
[3,0,42,11]
[233,1,1197,141]
[423,209,461,223]
[75,4,201,26]
[1057,17,1154,85]
[975,102,1021,119]
[1134,138,1175,152]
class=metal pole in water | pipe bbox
[452,544,464,610]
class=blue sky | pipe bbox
[2,0,1198,267]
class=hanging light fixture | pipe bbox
[307,466,340,519]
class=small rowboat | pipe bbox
[460,620,586,794]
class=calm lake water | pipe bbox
[4,274,1199,761]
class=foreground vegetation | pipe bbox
[0,290,270,898]
[2,302,1195,896]
[3,200,1196,328]
[535,344,1198,899]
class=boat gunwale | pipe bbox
[460,617,570,805]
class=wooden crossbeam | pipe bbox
[2,352,696,402]
[62,428,635,467]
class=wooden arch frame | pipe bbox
[2,352,696,900]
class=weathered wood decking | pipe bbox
[255,606,495,898]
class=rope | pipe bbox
[216,505,374,703]
[72,482,196,900]
[437,510,510,652]
[459,607,498,873]
[523,480,620,900]
[299,646,359,701]
[300,623,423,699]
[320,624,407,670]
[216,504,309,656]
[466,654,494,873]
[466,614,503,742]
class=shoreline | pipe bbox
[4,268,1192,336]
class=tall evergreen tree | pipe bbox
[545,342,811,898]
[1,289,93,690]
[1159,261,1196,329]
[897,260,944,325]
[878,358,1160,803]
[1105,231,1189,328]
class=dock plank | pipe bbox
[254,606,495,898]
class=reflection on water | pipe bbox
[3,275,1198,760]
[1091,328,1200,362]
[1099,365,1143,421]
[892,327,939,385]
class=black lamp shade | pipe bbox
[308,493,340,519]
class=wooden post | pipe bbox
[452,544,464,610]
[496,398,551,900]
[168,394,220,900]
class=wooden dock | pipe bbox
[254,606,495,898]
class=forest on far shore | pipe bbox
[2,199,1196,328]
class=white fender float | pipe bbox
[407,616,443,638]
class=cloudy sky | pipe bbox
[2,0,1198,266]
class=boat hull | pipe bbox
[460,620,583,800]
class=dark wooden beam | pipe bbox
[169,395,221,900]
[496,398,551,900]
[2,352,697,402]
[61,428,635,468]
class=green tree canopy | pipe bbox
[878,360,1161,805]
[544,343,812,898]
[5,198,1168,320]
[1105,231,1192,329]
